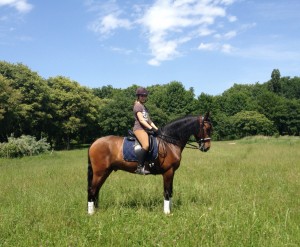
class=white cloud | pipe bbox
[221,44,233,53]
[198,42,234,54]
[138,0,232,65]
[214,30,237,40]
[218,0,235,5]
[228,15,237,22]
[198,27,215,37]
[89,13,131,36]
[198,42,217,51]
[110,46,133,55]
[88,0,238,65]
[0,0,33,13]
[224,30,236,39]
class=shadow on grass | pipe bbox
[98,194,212,212]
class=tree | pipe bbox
[196,93,214,115]
[0,61,51,138]
[218,84,255,116]
[231,111,276,138]
[281,76,300,99]
[269,69,281,94]
[284,99,300,135]
[0,75,23,141]
[98,92,133,136]
[47,76,102,149]
[92,85,120,99]
[149,81,197,121]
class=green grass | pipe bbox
[0,136,299,246]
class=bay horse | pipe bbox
[87,112,212,215]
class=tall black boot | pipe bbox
[135,148,150,175]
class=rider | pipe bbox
[133,87,158,175]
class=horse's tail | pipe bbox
[87,148,93,197]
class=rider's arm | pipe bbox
[150,122,158,131]
[136,112,153,130]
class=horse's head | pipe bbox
[195,112,212,152]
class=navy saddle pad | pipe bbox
[122,137,158,162]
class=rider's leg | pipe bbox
[134,130,149,174]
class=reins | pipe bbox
[157,133,211,149]
[185,140,198,149]
[186,138,212,149]
[156,133,182,147]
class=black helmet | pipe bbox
[136,87,148,96]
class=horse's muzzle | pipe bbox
[198,138,211,152]
[199,145,210,152]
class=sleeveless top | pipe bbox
[133,102,151,131]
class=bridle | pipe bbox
[186,116,211,150]
[197,116,211,144]
[157,115,212,150]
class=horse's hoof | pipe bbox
[165,213,173,216]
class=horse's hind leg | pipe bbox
[87,166,112,215]
[87,149,112,215]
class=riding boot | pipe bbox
[135,148,150,175]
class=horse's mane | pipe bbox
[159,115,200,145]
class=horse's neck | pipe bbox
[162,117,198,147]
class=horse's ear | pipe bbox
[204,112,210,120]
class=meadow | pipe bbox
[0,136,299,246]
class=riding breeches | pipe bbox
[134,129,149,151]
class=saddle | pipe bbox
[122,130,158,163]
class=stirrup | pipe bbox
[135,166,150,175]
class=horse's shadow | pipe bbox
[99,194,212,212]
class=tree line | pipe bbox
[1,61,299,149]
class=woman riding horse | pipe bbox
[133,87,158,175]
[87,107,212,215]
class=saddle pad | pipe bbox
[122,137,158,162]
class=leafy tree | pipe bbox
[218,84,256,116]
[92,85,120,99]
[0,61,51,138]
[281,76,300,99]
[268,69,281,94]
[149,81,197,121]
[211,112,235,140]
[231,111,276,138]
[284,99,300,135]
[47,76,102,149]
[98,92,133,136]
[0,75,23,141]
[195,93,215,115]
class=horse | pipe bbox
[87,112,212,215]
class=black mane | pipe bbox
[159,116,200,146]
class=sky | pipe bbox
[0,0,300,96]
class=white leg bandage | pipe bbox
[88,201,95,215]
[164,198,172,214]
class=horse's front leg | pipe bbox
[162,169,174,214]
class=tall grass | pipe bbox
[0,137,299,246]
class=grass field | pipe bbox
[0,136,299,246]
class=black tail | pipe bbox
[87,148,93,201]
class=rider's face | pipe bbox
[138,95,147,103]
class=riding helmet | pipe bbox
[136,87,149,96]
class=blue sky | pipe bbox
[1,0,300,96]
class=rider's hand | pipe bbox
[147,128,155,135]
